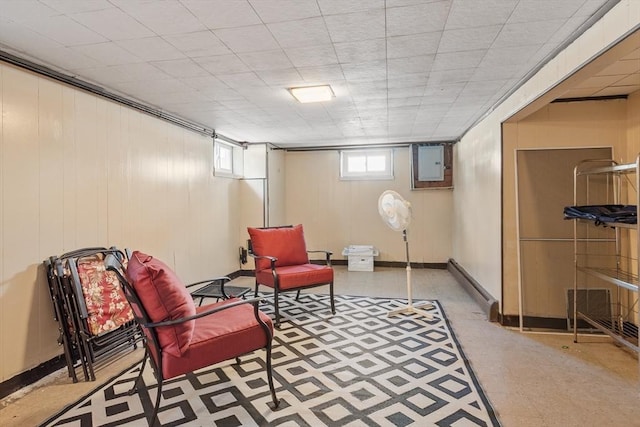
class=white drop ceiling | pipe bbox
[0,0,636,148]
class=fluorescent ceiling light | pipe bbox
[289,85,334,103]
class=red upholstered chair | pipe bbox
[105,250,279,426]
[248,224,335,328]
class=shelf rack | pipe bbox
[572,156,640,353]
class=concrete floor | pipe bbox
[1,266,638,426]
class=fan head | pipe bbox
[378,190,411,231]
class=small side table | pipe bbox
[191,281,251,306]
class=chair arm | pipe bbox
[249,253,278,269]
[143,297,266,328]
[307,250,333,265]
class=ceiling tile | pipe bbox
[181,0,261,29]
[341,60,387,82]
[317,0,384,15]
[268,17,331,48]
[285,44,338,67]
[428,68,475,86]
[431,50,486,72]
[163,31,230,58]
[74,62,170,85]
[217,71,267,88]
[22,15,107,46]
[116,36,185,62]
[108,1,206,36]
[439,25,503,53]
[33,46,102,70]
[249,0,321,23]
[445,0,516,30]
[0,0,59,22]
[386,32,441,59]
[508,0,584,23]
[334,39,386,64]
[324,9,385,43]
[255,68,304,86]
[297,64,345,82]
[71,42,142,66]
[214,25,280,53]
[70,8,155,41]
[150,58,210,78]
[194,54,250,74]
[492,20,565,48]
[386,1,450,36]
[0,19,63,53]
[238,50,293,71]
[41,0,113,14]
[388,55,434,78]
[180,75,229,91]
[596,59,640,76]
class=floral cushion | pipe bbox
[76,255,134,336]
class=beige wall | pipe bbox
[502,100,628,316]
[453,0,639,307]
[0,63,242,382]
[284,148,452,263]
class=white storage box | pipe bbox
[342,245,379,272]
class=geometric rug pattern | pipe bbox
[41,294,500,426]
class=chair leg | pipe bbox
[330,281,336,314]
[266,341,280,409]
[274,287,281,329]
[149,381,163,427]
[254,281,259,298]
[295,290,301,300]
[129,353,148,395]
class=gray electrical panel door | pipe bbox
[418,145,444,181]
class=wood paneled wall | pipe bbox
[0,64,241,382]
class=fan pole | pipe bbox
[387,229,436,320]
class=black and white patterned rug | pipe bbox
[41,294,500,426]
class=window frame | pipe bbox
[213,139,243,178]
[339,148,394,181]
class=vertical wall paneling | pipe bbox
[0,63,4,379]
[37,78,65,360]
[0,63,241,382]
[1,66,42,374]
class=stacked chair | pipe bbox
[43,247,141,382]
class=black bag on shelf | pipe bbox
[563,204,637,225]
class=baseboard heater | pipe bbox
[447,259,499,322]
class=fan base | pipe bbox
[388,302,436,320]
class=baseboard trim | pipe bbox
[447,259,499,322]
[0,354,66,400]
[239,261,448,271]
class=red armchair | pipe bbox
[248,225,335,328]
[105,250,279,426]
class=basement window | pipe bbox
[340,149,393,180]
[214,139,243,178]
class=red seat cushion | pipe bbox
[255,264,333,290]
[248,225,309,271]
[161,298,273,379]
[126,251,196,357]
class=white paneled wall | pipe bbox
[0,64,240,382]
[285,148,452,263]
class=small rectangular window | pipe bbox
[340,149,393,180]
[214,139,243,178]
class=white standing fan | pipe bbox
[378,190,435,320]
